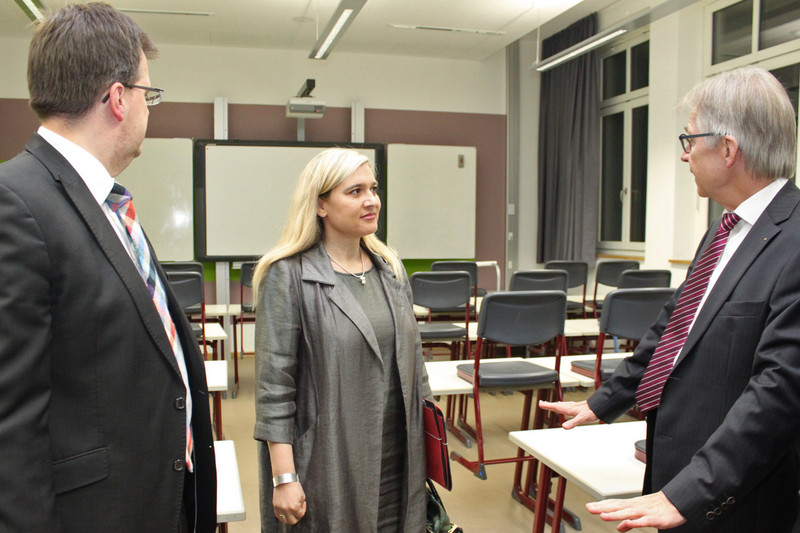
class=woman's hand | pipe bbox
[273,481,307,525]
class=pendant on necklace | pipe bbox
[360,276,366,285]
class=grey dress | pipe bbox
[254,242,431,532]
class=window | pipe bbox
[599,35,650,251]
[709,0,800,67]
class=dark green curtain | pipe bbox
[537,14,600,263]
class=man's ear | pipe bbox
[722,135,740,168]
[107,83,126,122]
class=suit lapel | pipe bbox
[27,135,182,377]
[675,182,799,368]
[302,243,383,362]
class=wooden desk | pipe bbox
[215,440,246,532]
[509,421,646,533]
[205,360,227,440]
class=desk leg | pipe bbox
[532,462,552,533]
[218,523,228,533]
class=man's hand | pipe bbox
[586,491,687,532]
[538,399,599,429]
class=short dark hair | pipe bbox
[28,2,157,120]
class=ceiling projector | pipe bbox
[286,97,326,119]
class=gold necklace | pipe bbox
[327,250,366,285]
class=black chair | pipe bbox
[233,261,257,360]
[431,260,485,317]
[618,269,672,289]
[410,271,472,361]
[509,269,568,292]
[592,260,640,317]
[545,260,588,318]
[572,287,675,389]
[161,260,204,277]
[450,291,566,483]
[165,271,206,354]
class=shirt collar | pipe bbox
[37,126,115,206]
[731,177,787,226]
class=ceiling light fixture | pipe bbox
[14,0,46,22]
[389,24,505,36]
[119,8,214,16]
[309,0,367,60]
[534,28,627,72]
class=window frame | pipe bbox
[597,30,650,254]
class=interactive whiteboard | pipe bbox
[195,141,384,261]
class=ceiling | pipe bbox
[0,0,605,61]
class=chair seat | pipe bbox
[418,323,467,340]
[184,303,202,315]
[241,303,254,314]
[456,361,558,388]
[190,322,203,339]
[570,357,624,381]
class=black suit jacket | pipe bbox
[589,181,800,532]
[0,134,216,532]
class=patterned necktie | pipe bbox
[636,212,740,413]
[106,183,194,471]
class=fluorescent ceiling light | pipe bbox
[389,24,505,36]
[119,8,214,17]
[14,0,45,22]
[309,0,367,60]
[533,28,627,72]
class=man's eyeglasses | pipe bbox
[101,83,164,106]
[679,132,719,153]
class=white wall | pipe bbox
[0,36,506,114]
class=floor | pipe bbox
[220,353,655,533]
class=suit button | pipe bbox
[173,459,185,472]
[175,397,186,410]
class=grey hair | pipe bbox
[680,65,796,180]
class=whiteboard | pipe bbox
[386,144,476,259]
[119,138,194,261]
[196,141,384,261]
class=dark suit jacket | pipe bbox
[0,134,216,532]
[589,181,800,532]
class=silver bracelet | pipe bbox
[272,472,299,487]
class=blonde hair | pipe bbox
[252,147,404,297]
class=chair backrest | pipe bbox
[477,290,566,346]
[509,269,568,292]
[161,261,204,278]
[600,288,675,340]
[618,269,671,289]
[431,261,478,288]
[166,271,204,311]
[241,261,256,288]
[410,271,472,312]
[544,260,588,290]
[595,260,640,287]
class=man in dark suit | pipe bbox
[0,4,215,532]
[542,65,800,532]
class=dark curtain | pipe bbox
[537,14,600,263]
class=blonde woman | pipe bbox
[253,148,431,532]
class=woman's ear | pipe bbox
[316,197,327,218]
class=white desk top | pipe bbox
[205,360,228,392]
[215,440,246,523]
[509,421,646,500]
[425,358,581,396]
[204,322,228,341]
[205,304,239,317]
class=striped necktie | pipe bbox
[106,183,194,471]
[636,212,740,413]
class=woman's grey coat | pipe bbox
[254,242,431,532]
